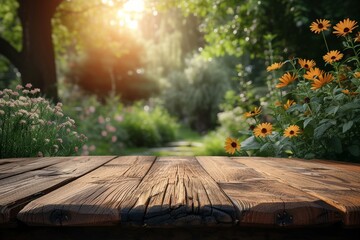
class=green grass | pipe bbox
[102,125,229,156]
[176,125,203,142]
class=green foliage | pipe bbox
[237,20,360,162]
[62,92,179,155]
[0,84,86,158]
[194,131,228,156]
[120,103,179,147]
[0,0,22,51]
[173,0,360,60]
[161,54,236,132]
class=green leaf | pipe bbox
[339,101,360,112]
[241,136,261,150]
[319,119,336,125]
[342,121,354,133]
[259,142,271,153]
[325,106,339,115]
[314,122,334,139]
[328,137,342,154]
[287,104,304,113]
[310,102,322,114]
[348,145,360,157]
[303,117,313,129]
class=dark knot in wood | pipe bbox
[50,209,70,225]
[276,211,293,226]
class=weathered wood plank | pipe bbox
[196,156,341,227]
[0,157,69,180]
[0,156,114,225]
[122,156,236,227]
[17,156,156,226]
[236,157,360,227]
[307,159,360,174]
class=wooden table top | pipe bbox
[1,156,360,228]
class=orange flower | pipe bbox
[323,50,344,64]
[354,72,360,78]
[333,18,358,37]
[275,101,282,107]
[304,67,324,80]
[298,58,316,69]
[244,107,262,118]
[266,62,284,72]
[224,137,240,155]
[284,125,301,138]
[276,72,297,88]
[283,99,296,110]
[342,89,359,96]
[310,19,331,34]
[355,32,360,42]
[253,122,273,137]
[311,72,333,90]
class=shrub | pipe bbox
[0,84,86,158]
[62,94,179,155]
[161,54,235,132]
[195,131,228,156]
[120,103,179,147]
[226,18,360,162]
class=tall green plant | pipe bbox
[0,84,86,158]
[226,18,360,162]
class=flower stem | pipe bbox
[322,31,329,52]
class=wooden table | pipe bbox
[1,156,360,239]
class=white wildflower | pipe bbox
[55,111,64,117]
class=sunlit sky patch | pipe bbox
[102,0,145,30]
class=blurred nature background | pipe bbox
[1,0,359,156]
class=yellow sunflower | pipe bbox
[224,137,240,155]
[244,107,262,118]
[355,32,360,42]
[283,99,296,110]
[304,67,324,80]
[266,62,284,72]
[323,50,344,64]
[253,122,273,137]
[342,89,359,96]
[333,18,358,37]
[284,125,301,138]
[276,72,297,88]
[310,19,331,34]
[354,72,360,78]
[298,58,316,69]
[311,72,333,90]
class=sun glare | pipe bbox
[102,0,145,30]
[123,0,145,13]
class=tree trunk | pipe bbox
[18,0,62,102]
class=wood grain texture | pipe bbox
[17,156,156,226]
[236,157,360,227]
[0,156,114,225]
[196,156,341,227]
[0,157,68,180]
[121,157,236,227]
[310,159,360,173]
